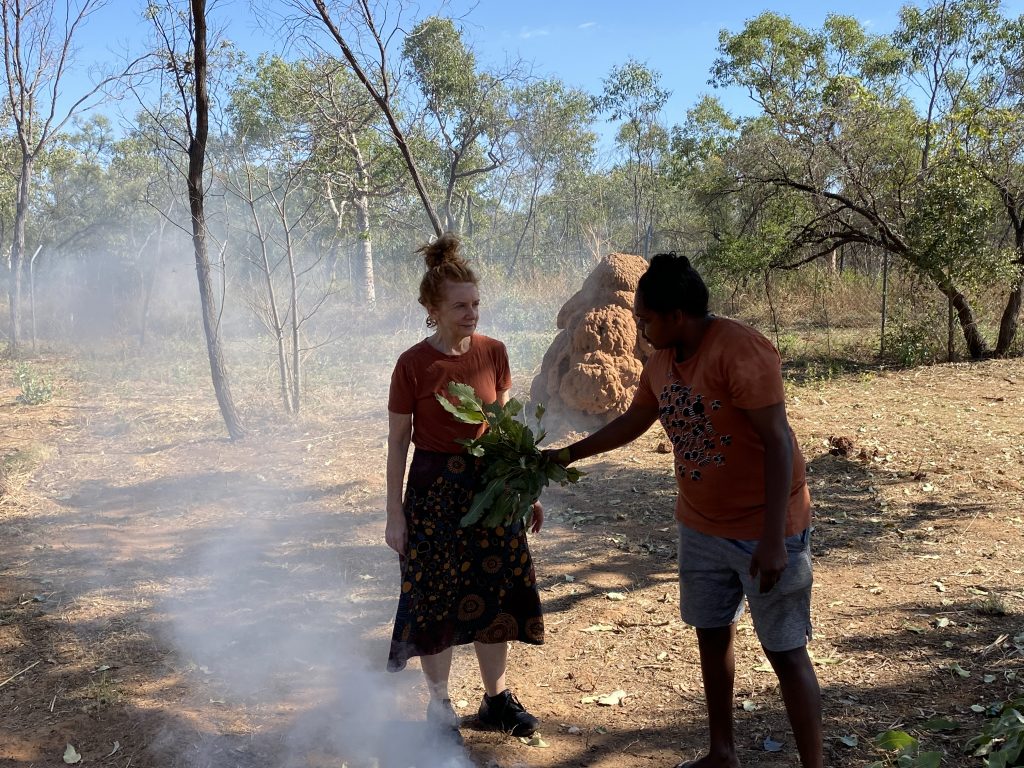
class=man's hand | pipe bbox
[542,447,572,466]
[529,500,544,533]
[749,536,787,593]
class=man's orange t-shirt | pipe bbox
[633,317,811,540]
[388,334,512,453]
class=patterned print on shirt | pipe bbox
[657,378,730,481]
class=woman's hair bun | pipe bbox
[417,232,463,270]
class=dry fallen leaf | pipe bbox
[62,745,81,765]
[519,734,550,748]
[597,689,627,706]
[580,623,619,633]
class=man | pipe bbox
[555,253,821,768]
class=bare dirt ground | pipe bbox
[1,354,1022,768]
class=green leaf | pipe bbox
[448,382,483,410]
[874,730,918,752]
[839,734,858,747]
[460,477,506,527]
[921,717,960,732]
[914,753,941,768]
[950,662,971,678]
[435,392,485,423]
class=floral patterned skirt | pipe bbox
[387,449,544,672]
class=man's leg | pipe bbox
[765,645,822,768]
[473,640,508,696]
[687,624,740,768]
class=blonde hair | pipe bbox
[417,232,478,327]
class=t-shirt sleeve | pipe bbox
[723,328,785,410]
[494,341,512,392]
[633,354,661,408]
[387,355,416,414]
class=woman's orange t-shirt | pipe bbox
[388,334,512,453]
[633,317,811,539]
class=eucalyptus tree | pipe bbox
[506,79,596,271]
[226,54,348,414]
[899,0,1024,356]
[1,0,144,355]
[303,0,443,236]
[595,59,670,253]
[402,16,523,235]
[295,56,408,302]
[709,8,1011,359]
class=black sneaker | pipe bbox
[426,698,463,745]
[477,690,539,736]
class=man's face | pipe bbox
[634,291,703,351]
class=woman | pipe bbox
[385,233,544,744]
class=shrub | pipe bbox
[14,363,53,405]
[965,695,1024,766]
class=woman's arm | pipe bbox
[385,411,413,554]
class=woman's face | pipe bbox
[429,280,480,339]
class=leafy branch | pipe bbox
[436,382,582,528]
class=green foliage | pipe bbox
[906,160,1011,289]
[868,729,942,768]
[402,17,478,114]
[14,363,54,405]
[965,695,1024,767]
[436,383,582,528]
[883,316,941,367]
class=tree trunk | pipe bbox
[284,227,300,415]
[253,209,292,413]
[353,196,375,307]
[189,0,245,440]
[995,271,1022,358]
[350,135,375,307]
[994,229,1024,357]
[947,295,955,362]
[937,281,988,359]
[7,156,32,356]
[880,251,889,360]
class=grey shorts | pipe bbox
[677,524,813,652]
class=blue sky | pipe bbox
[71,0,1024,137]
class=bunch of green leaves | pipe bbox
[965,695,1024,767]
[436,382,582,528]
[14,363,53,405]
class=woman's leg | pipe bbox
[473,640,508,696]
[420,647,454,701]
